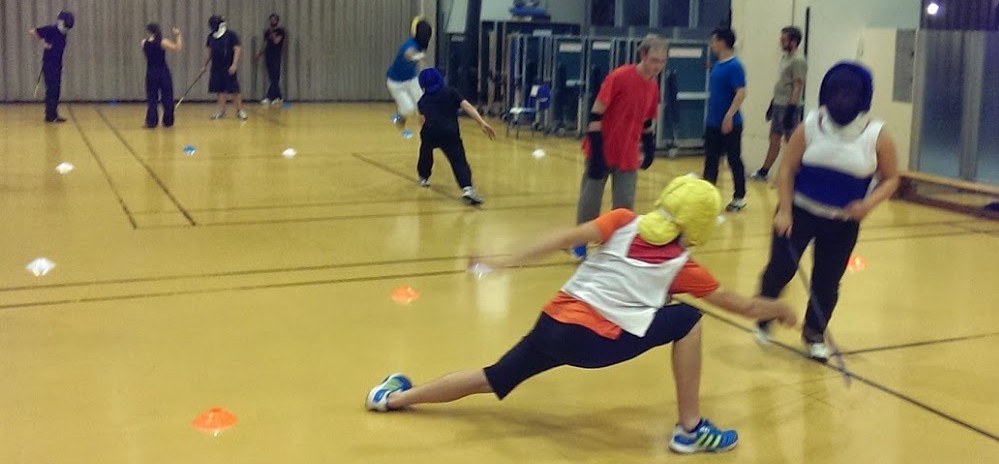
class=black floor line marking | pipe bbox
[351,152,464,202]
[126,198,981,233]
[5,221,984,292]
[842,332,999,355]
[134,201,576,228]
[0,254,499,292]
[95,107,196,226]
[129,192,577,214]
[6,244,998,443]
[7,225,982,293]
[67,105,138,229]
[692,308,999,443]
[0,260,571,311]
[951,222,999,236]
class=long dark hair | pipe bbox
[146,22,162,43]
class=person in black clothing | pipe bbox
[255,14,285,105]
[202,15,246,120]
[416,68,495,206]
[142,23,183,128]
[29,11,74,123]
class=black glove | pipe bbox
[587,131,607,179]
[641,132,656,170]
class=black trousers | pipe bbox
[418,128,472,188]
[703,125,746,199]
[43,64,62,121]
[759,205,860,342]
[265,53,282,100]
[145,67,175,127]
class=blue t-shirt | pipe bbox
[36,25,67,66]
[386,38,420,82]
[706,57,746,128]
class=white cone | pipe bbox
[55,162,75,174]
[26,258,56,277]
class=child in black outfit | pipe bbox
[416,68,496,205]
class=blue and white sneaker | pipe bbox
[668,418,738,454]
[570,244,587,261]
[365,373,412,412]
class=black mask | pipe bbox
[57,11,75,29]
[413,20,432,50]
[819,62,873,126]
[209,15,225,32]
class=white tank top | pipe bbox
[561,219,688,337]
[794,108,883,218]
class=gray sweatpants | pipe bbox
[576,169,638,224]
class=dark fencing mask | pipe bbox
[819,62,873,126]
[411,16,432,50]
[418,68,445,95]
[208,15,225,32]
[57,10,75,29]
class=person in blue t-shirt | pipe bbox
[29,11,74,123]
[703,28,748,212]
[386,17,432,133]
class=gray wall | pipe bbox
[0,0,436,102]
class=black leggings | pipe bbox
[484,305,702,399]
[759,205,860,342]
[418,128,472,188]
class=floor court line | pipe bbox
[95,107,197,225]
[67,105,138,229]
[691,306,999,443]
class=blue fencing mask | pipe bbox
[818,62,873,126]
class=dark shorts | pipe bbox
[209,68,240,94]
[483,303,703,399]
[769,104,803,137]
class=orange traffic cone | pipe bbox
[847,255,868,272]
[391,285,420,304]
[192,407,238,435]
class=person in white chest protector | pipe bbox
[754,62,900,361]
[364,175,798,455]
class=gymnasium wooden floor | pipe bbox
[1,102,997,463]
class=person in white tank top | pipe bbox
[755,62,901,362]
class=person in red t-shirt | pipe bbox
[573,34,667,260]
[365,176,797,454]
